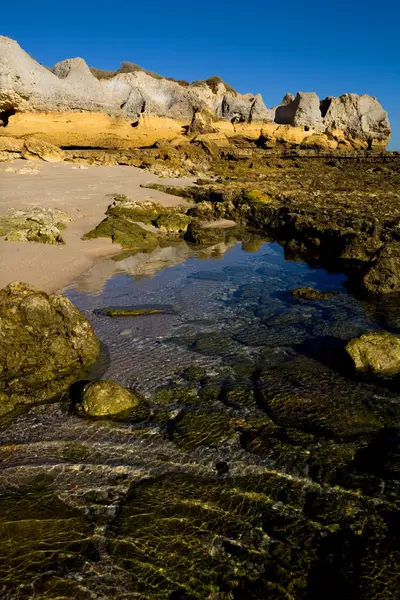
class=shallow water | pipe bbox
[1,239,399,599]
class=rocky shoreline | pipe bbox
[0,34,400,600]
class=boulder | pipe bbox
[361,242,400,295]
[76,380,141,417]
[324,94,390,147]
[346,331,400,375]
[22,137,65,162]
[219,94,252,123]
[292,92,324,130]
[0,282,100,414]
[275,92,324,131]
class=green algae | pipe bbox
[105,469,400,599]
[0,207,72,245]
[170,409,235,450]
[291,287,335,301]
[184,222,240,245]
[0,477,95,590]
[0,282,100,414]
[61,441,91,462]
[152,385,198,406]
[181,365,208,383]
[154,212,192,233]
[83,217,159,251]
[95,305,175,317]
[83,197,195,248]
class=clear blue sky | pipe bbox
[3,0,400,148]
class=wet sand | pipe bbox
[0,160,193,293]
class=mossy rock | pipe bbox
[361,242,400,295]
[258,355,384,439]
[83,217,159,251]
[267,389,382,439]
[154,212,192,233]
[75,380,142,417]
[346,331,400,375]
[108,199,164,224]
[184,223,239,245]
[62,441,91,462]
[94,305,175,317]
[292,287,335,301]
[181,365,208,382]
[0,207,71,245]
[172,409,236,450]
[0,282,100,414]
[243,188,272,205]
[152,385,198,406]
[105,471,331,598]
[220,384,256,409]
[190,331,239,357]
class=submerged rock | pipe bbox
[346,331,400,375]
[76,380,141,417]
[94,305,175,317]
[0,282,100,414]
[292,287,335,301]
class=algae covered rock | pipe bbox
[154,212,192,233]
[83,197,192,249]
[292,287,334,301]
[184,222,239,245]
[94,304,175,317]
[346,331,400,375]
[0,282,100,414]
[0,206,72,245]
[76,380,141,417]
[83,217,159,251]
[362,242,400,296]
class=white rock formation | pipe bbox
[0,36,391,146]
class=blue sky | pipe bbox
[3,0,399,148]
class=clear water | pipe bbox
[0,240,399,599]
[65,241,371,394]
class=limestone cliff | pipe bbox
[0,36,391,150]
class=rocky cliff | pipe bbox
[0,36,391,150]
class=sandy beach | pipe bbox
[0,159,192,293]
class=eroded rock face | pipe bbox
[76,380,141,417]
[0,36,391,149]
[324,94,391,149]
[0,282,101,414]
[21,137,65,162]
[346,331,400,375]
